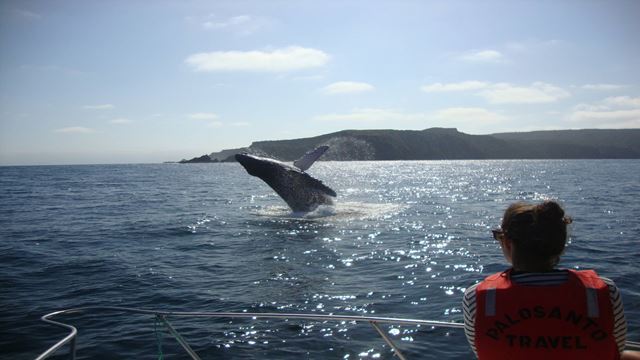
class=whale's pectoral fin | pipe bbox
[293,145,329,172]
[302,172,337,197]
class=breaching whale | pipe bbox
[235,146,336,212]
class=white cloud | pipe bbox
[54,127,95,134]
[479,82,570,104]
[203,15,252,30]
[322,81,375,95]
[83,104,114,110]
[110,118,131,124]
[574,103,609,112]
[195,14,272,35]
[458,50,504,63]
[570,109,640,128]
[313,108,424,122]
[569,96,640,128]
[421,81,570,104]
[571,109,640,121]
[603,96,640,108]
[207,121,224,128]
[185,46,330,73]
[188,113,218,120]
[582,84,628,91]
[434,107,507,124]
[421,81,489,93]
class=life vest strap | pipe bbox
[485,288,496,316]
[586,287,599,318]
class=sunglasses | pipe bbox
[491,229,505,241]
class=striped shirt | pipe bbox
[462,269,627,358]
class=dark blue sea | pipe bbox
[1,160,639,359]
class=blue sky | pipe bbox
[1,0,639,165]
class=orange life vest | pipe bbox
[474,269,618,360]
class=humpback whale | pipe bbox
[235,146,336,212]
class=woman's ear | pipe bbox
[501,236,514,263]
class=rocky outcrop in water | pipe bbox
[179,154,218,163]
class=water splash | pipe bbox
[252,202,407,221]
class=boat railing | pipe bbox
[35,306,640,360]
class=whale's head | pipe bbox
[235,153,286,178]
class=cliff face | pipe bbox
[180,128,640,163]
[208,147,249,161]
[491,129,640,158]
[243,128,640,161]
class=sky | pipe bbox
[1,0,639,165]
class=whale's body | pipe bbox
[235,149,336,212]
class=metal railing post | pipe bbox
[157,315,202,360]
[369,321,408,360]
[69,336,76,360]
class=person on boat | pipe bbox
[463,200,640,360]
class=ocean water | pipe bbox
[1,160,639,359]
